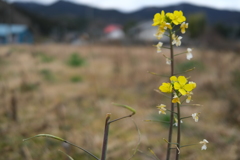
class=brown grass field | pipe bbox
[0,44,240,160]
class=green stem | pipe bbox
[166,30,174,160]
[180,143,199,148]
[174,51,187,57]
[144,119,170,124]
[180,116,192,120]
[175,103,181,160]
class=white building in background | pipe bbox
[129,20,168,42]
[103,24,125,40]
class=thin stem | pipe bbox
[147,71,170,77]
[180,116,192,120]
[144,119,170,124]
[180,143,199,148]
[100,113,111,160]
[175,103,181,160]
[173,67,196,75]
[166,30,174,160]
[174,51,187,57]
[109,113,134,124]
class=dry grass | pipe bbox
[0,44,240,160]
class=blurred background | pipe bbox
[0,0,240,159]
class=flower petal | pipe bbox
[170,76,178,82]
[179,88,187,95]
[183,84,193,92]
[178,76,187,86]
[174,82,181,90]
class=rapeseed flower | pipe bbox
[173,76,194,95]
[157,104,167,114]
[159,82,172,93]
[172,34,182,46]
[172,94,181,104]
[186,92,192,103]
[152,11,165,26]
[180,22,188,34]
[186,48,193,60]
[166,10,186,25]
[192,113,200,122]
[199,139,209,150]
[173,117,183,126]
[166,58,171,65]
[155,42,163,53]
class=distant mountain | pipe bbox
[128,3,240,25]
[0,0,31,25]
[13,1,127,24]
[12,1,240,26]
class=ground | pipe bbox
[0,44,239,160]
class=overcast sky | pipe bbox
[6,0,240,12]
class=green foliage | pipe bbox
[188,13,206,38]
[176,60,205,73]
[70,75,83,83]
[150,113,171,128]
[40,69,55,82]
[67,53,86,67]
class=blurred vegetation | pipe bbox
[70,75,83,83]
[67,53,86,67]
[188,13,207,38]
[176,60,205,73]
[0,45,240,160]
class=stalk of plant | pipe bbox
[23,103,136,160]
[166,29,175,160]
[152,10,209,160]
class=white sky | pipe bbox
[6,0,240,13]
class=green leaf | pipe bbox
[112,103,136,115]
[23,134,65,142]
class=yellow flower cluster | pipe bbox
[152,10,188,45]
[159,76,196,104]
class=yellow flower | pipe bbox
[172,94,181,104]
[152,11,165,26]
[157,104,167,114]
[180,22,188,34]
[170,76,178,82]
[160,21,172,30]
[159,82,172,93]
[173,76,193,95]
[166,10,186,25]
[154,28,164,40]
[154,42,163,53]
[189,81,196,89]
